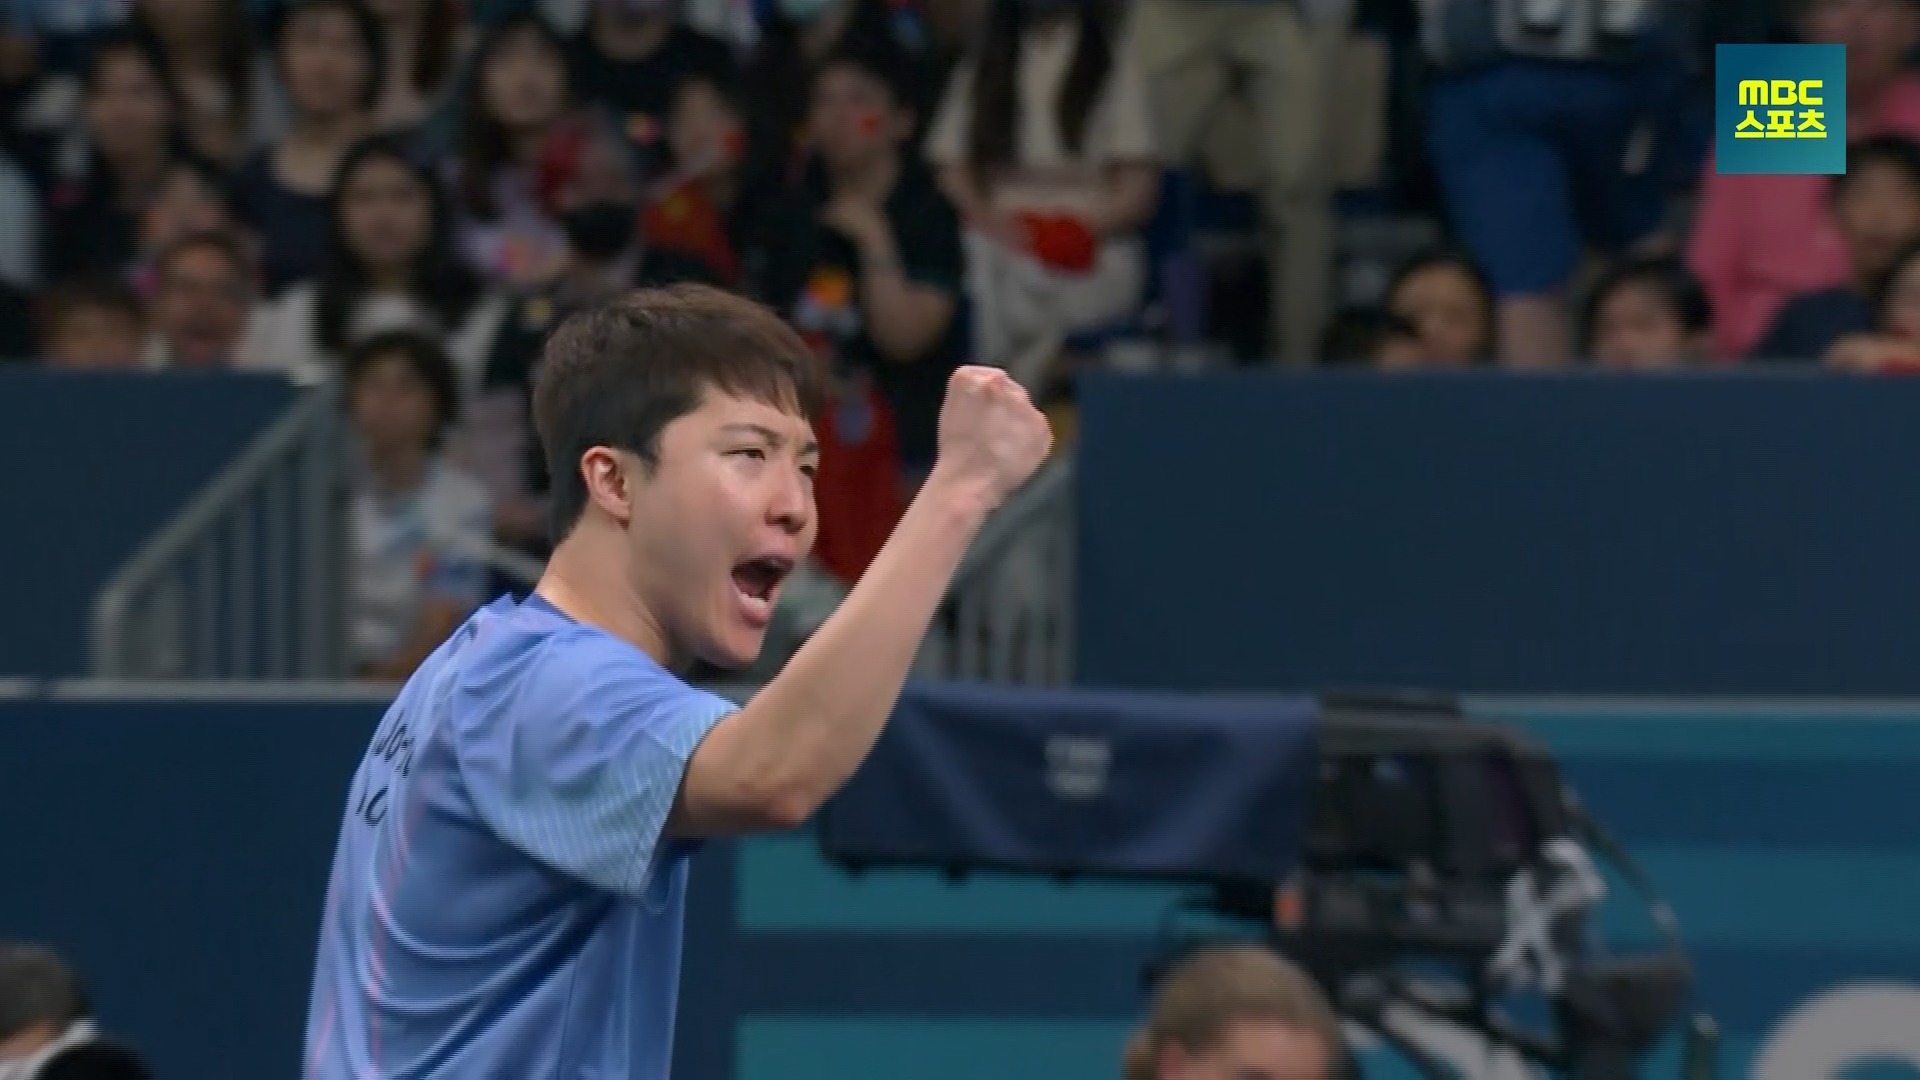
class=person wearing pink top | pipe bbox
[1688,0,1920,360]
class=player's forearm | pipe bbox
[694,467,991,827]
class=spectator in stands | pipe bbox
[758,48,962,482]
[131,155,240,298]
[235,0,383,297]
[1583,255,1713,371]
[1124,944,1344,1080]
[40,277,146,369]
[1381,250,1496,368]
[743,0,928,183]
[1751,137,1920,362]
[256,0,472,148]
[130,0,261,168]
[144,229,259,368]
[365,0,469,133]
[811,361,909,583]
[242,134,505,387]
[1824,238,1920,370]
[1319,308,1427,369]
[470,112,720,551]
[1129,0,1355,366]
[1689,0,1920,360]
[1417,31,1668,367]
[42,34,189,285]
[0,147,41,292]
[452,12,573,288]
[565,0,735,176]
[645,69,757,288]
[0,943,151,1080]
[342,330,493,681]
[928,0,1157,395]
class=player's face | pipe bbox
[1160,1020,1333,1080]
[626,390,819,670]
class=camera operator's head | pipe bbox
[0,944,85,1079]
[1125,945,1343,1080]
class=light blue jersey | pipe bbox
[306,593,736,1079]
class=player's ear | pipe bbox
[579,446,633,526]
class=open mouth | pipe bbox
[731,555,795,622]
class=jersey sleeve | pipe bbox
[449,634,737,897]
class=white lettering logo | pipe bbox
[1044,735,1111,800]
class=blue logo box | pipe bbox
[1716,44,1847,175]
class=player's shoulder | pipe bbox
[447,598,721,728]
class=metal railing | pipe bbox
[915,453,1077,685]
[91,387,347,679]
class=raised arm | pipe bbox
[670,366,1052,833]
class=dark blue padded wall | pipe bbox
[0,372,298,675]
[4,690,1920,1080]
[1075,370,1920,696]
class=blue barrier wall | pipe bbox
[3,687,1918,1079]
[1076,371,1920,697]
[0,373,298,676]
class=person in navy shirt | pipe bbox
[305,282,1051,1079]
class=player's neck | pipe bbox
[537,531,680,670]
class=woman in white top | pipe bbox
[925,0,1160,389]
[241,134,507,391]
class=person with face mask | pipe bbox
[566,0,738,177]
[0,944,150,1080]
[470,113,723,553]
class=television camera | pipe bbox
[817,686,1712,1079]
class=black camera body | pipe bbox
[1235,694,1570,958]
[817,685,1699,1079]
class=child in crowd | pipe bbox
[645,69,753,287]
[342,329,492,682]
[40,276,145,369]
[1584,256,1713,370]
[1752,137,1920,363]
[1382,250,1496,368]
[1828,238,1920,372]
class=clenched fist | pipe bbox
[932,365,1053,511]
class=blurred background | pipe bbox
[3,0,1920,1076]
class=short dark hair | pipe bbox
[0,943,84,1041]
[40,276,142,339]
[817,44,914,113]
[532,285,823,542]
[1833,135,1920,203]
[1581,254,1713,352]
[343,329,462,448]
[1319,308,1419,367]
[155,228,254,287]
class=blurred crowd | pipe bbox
[5,0,1920,677]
